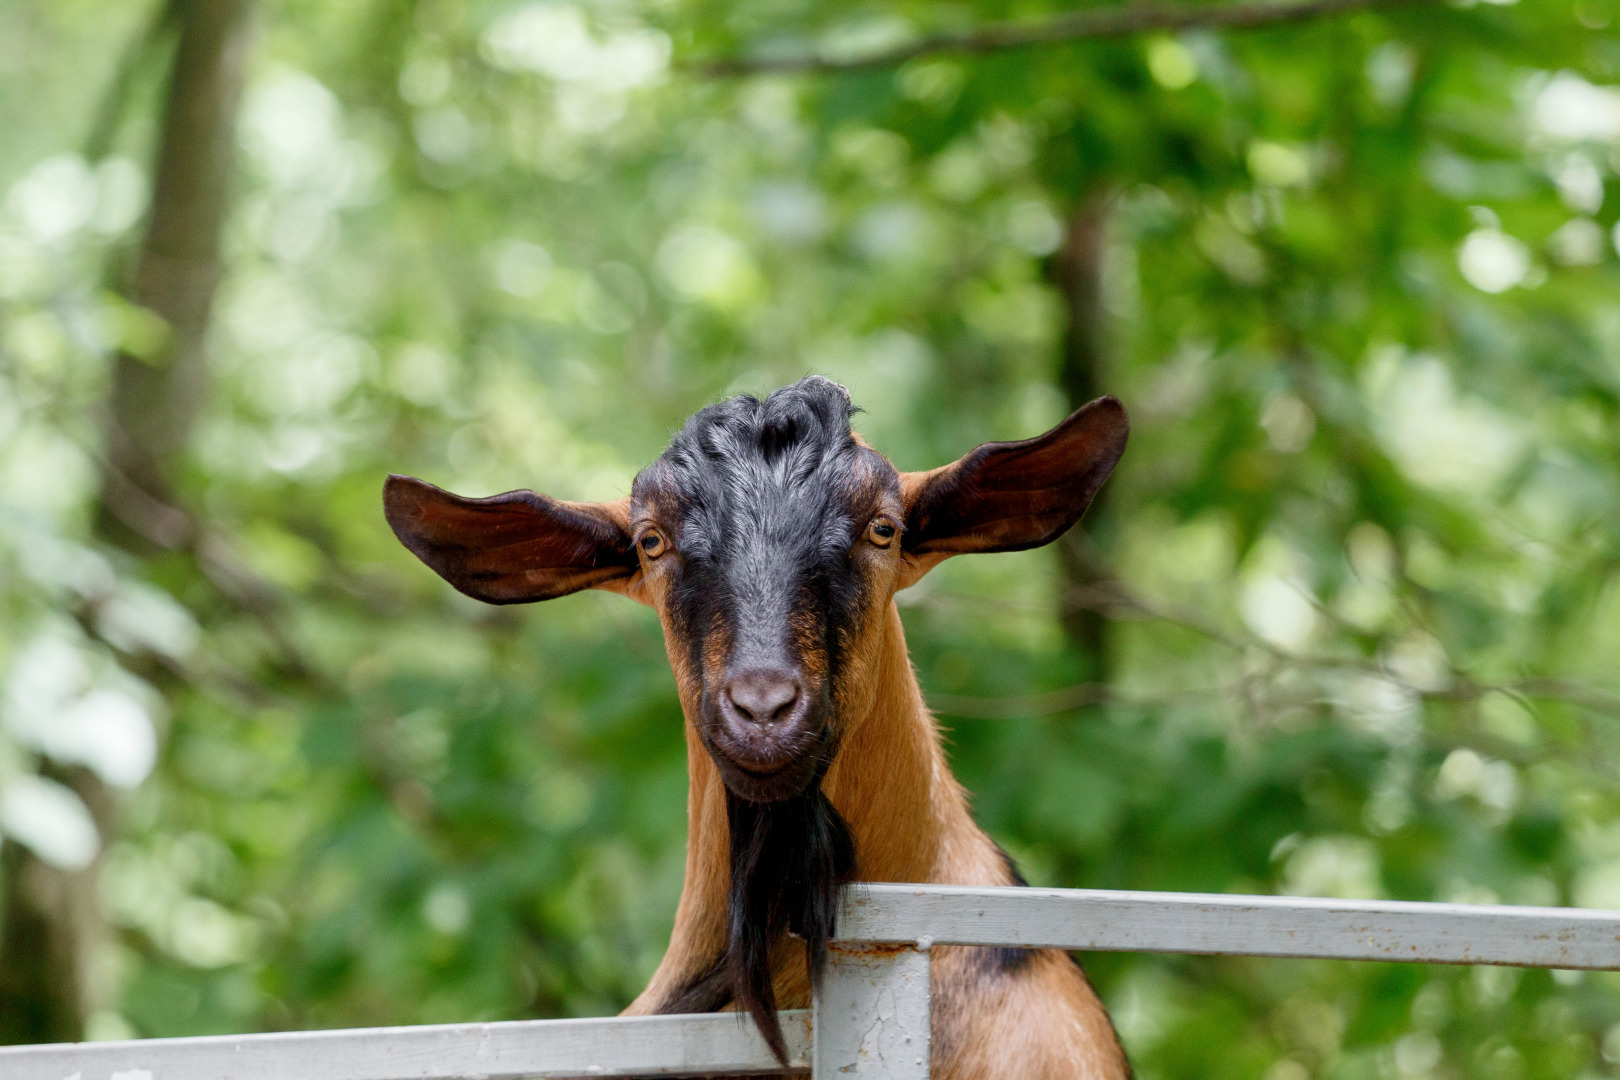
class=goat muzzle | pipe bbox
[703,669,830,802]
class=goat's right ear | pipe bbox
[383,475,639,604]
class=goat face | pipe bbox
[384,375,1128,805]
[627,377,901,802]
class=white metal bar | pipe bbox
[0,1010,812,1080]
[813,944,930,1080]
[12,885,1619,1080]
[837,884,1620,969]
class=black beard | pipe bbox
[658,781,855,1066]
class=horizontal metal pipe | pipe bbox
[837,884,1620,969]
[0,1009,811,1080]
[10,884,1619,1080]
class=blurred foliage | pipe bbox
[5,0,1620,1076]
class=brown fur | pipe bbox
[386,388,1133,1076]
[627,599,1129,1080]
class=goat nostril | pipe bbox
[724,670,802,724]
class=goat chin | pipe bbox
[704,749,820,805]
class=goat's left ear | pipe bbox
[898,396,1128,584]
[384,475,639,604]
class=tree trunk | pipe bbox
[0,0,255,1045]
[1049,190,1114,680]
[0,770,115,1045]
[101,0,256,548]
[0,846,82,1044]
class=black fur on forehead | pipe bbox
[633,376,890,527]
[683,374,855,469]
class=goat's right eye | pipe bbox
[639,529,667,558]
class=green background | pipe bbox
[4,0,1620,1077]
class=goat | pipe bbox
[384,376,1131,1079]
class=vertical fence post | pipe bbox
[812,942,930,1079]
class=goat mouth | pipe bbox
[713,750,821,803]
[699,685,834,802]
[703,726,828,802]
[731,758,792,778]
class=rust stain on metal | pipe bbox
[834,941,917,959]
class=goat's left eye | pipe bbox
[639,529,667,558]
[867,519,897,547]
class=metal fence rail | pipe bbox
[5,883,1619,1080]
[838,883,1620,968]
[0,1011,812,1080]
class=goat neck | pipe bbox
[626,599,1004,1015]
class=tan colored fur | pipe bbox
[626,601,1129,1080]
[391,392,1131,1074]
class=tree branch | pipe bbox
[100,0,255,515]
[699,0,1439,77]
[83,0,182,162]
[1052,192,1115,680]
[915,579,1620,721]
[926,672,1620,721]
[927,682,1205,719]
